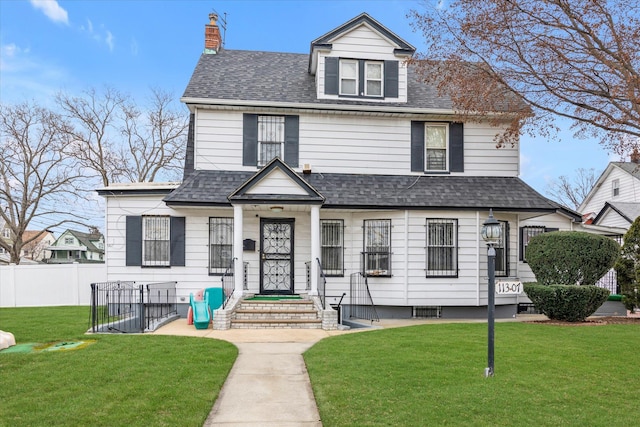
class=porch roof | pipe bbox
[163,169,580,219]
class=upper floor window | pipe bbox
[426,218,457,277]
[258,116,285,166]
[142,216,170,267]
[340,60,358,95]
[2,228,10,239]
[426,124,448,171]
[243,114,299,168]
[321,219,344,276]
[411,121,464,174]
[365,62,383,96]
[64,237,74,245]
[612,179,620,197]
[209,217,233,275]
[326,57,397,99]
[363,219,391,276]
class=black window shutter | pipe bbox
[519,226,525,261]
[411,121,425,172]
[125,216,142,266]
[284,115,299,167]
[358,59,365,96]
[449,122,464,172]
[242,114,258,166]
[324,57,339,95]
[170,216,186,267]
[384,60,399,98]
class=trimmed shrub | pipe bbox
[527,231,619,286]
[614,216,640,312]
[523,283,610,322]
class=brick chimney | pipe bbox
[204,13,222,54]
[631,147,640,164]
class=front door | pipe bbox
[260,218,294,294]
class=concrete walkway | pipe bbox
[153,316,543,426]
[152,320,353,426]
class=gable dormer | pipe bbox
[309,13,415,103]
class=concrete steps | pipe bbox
[231,298,322,329]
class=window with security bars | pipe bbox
[142,216,170,266]
[258,115,285,166]
[321,219,344,276]
[426,219,458,277]
[425,124,447,171]
[363,219,391,276]
[209,217,233,274]
[520,226,556,262]
[495,221,509,277]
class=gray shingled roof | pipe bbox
[164,169,575,216]
[596,201,640,224]
[182,50,452,110]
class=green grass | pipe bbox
[0,306,237,427]
[305,322,640,426]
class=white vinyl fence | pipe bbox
[0,263,106,308]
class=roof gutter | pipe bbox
[180,97,518,119]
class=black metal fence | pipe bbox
[90,281,177,333]
[596,268,619,294]
[348,272,379,322]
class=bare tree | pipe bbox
[0,102,87,264]
[56,86,187,186]
[55,86,127,187]
[546,168,598,210]
[410,1,640,151]
[120,88,188,182]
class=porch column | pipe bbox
[310,204,320,295]
[233,204,244,297]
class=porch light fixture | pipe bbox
[481,209,502,378]
[270,206,284,213]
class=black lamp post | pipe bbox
[481,209,502,377]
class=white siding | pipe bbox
[245,169,307,195]
[195,109,519,177]
[598,209,631,228]
[582,166,640,215]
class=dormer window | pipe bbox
[340,60,357,95]
[325,57,398,99]
[365,62,383,96]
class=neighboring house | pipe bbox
[0,224,55,263]
[98,13,581,320]
[47,229,105,263]
[579,156,640,231]
[21,230,56,261]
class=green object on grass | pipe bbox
[0,343,38,354]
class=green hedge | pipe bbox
[527,231,619,286]
[523,283,610,322]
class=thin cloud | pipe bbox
[105,31,114,52]
[30,0,69,25]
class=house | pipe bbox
[20,230,56,261]
[47,229,105,263]
[579,155,640,232]
[98,13,581,327]
[0,223,55,263]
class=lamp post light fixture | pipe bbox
[481,209,502,377]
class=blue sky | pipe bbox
[0,0,615,200]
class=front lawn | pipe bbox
[0,306,237,427]
[305,322,640,426]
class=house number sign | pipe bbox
[496,281,523,295]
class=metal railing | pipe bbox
[317,258,327,309]
[90,281,177,333]
[220,260,249,308]
[596,268,619,294]
[349,272,379,322]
